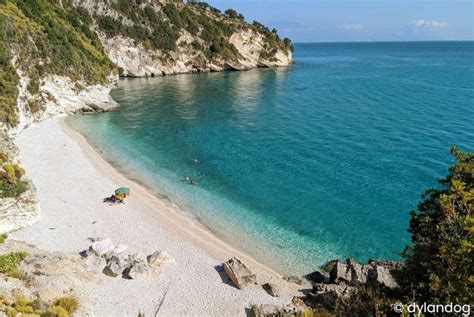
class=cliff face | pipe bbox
[74,0,293,76]
[0,0,292,133]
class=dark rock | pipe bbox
[262,283,282,297]
[305,271,329,284]
[124,263,148,279]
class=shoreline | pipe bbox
[60,116,284,277]
[9,117,305,315]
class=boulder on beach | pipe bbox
[262,283,282,297]
[250,297,313,317]
[223,257,257,289]
[103,255,129,277]
[83,239,171,279]
[124,263,149,280]
[89,238,115,256]
[147,251,175,267]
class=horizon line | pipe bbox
[292,39,474,44]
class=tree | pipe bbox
[224,9,238,19]
[398,147,474,305]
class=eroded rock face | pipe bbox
[99,32,291,78]
[5,69,118,135]
[304,258,402,310]
[0,135,39,234]
[0,181,39,234]
[71,0,292,78]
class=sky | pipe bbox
[205,0,474,42]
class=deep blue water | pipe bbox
[69,42,474,274]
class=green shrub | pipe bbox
[0,295,78,317]
[0,252,28,274]
[0,151,28,198]
[53,297,78,314]
[26,79,40,95]
[0,178,28,198]
[0,234,7,244]
[5,306,16,317]
[397,146,474,305]
[6,270,23,279]
[46,305,69,317]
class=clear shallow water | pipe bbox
[69,42,474,274]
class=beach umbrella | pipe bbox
[115,187,130,196]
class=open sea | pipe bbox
[68,42,474,274]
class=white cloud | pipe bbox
[412,20,449,30]
[338,23,364,31]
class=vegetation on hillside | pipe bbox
[95,0,293,60]
[0,12,19,125]
[0,0,115,126]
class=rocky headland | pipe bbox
[1,0,293,134]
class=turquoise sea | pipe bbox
[68,42,474,274]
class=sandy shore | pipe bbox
[10,117,305,316]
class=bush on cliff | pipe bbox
[397,146,474,305]
[0,150,28,198]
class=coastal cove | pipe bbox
[68,42,474,275]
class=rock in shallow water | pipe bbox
[283,275,304,285]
